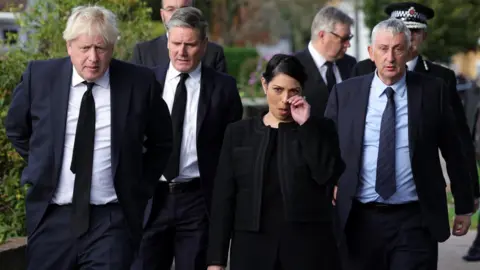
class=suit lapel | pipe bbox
[51,58,73,183]
[110,59,132,180]
[353,74,374,174]
[197,65,213,136]
[153,63,169,96]
[413,55,426,73]
[406,72,422,160]
[336,59,349,81]
[301,49,327,87]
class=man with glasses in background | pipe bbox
[131,0,227,73]
[295,6,356,119]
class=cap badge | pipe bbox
[408,7,416,16]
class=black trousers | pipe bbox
[342,201,438,270]
[27,204,134,270]
[131,182,209,270]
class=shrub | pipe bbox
[0,0,159,244]
[224,47,258,81]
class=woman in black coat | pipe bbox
[206,54,345,270]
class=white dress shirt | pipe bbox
[52,67,118,205]
[308,41,343,84]
[407,56,419,71]
[161,63,202,182]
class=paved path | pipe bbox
[438,231,479,270]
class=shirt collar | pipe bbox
[308,41,330,69]
[407,56,419,71]
[372,70,407,98]
[166,62,202,83]
[71,66,110,89]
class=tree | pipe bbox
[0,0,158,244]
[362,0,480,63]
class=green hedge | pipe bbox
[224,47,258,81]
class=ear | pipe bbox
[261,77,268,94]
[318,30,325,40]
[368,45,374,61]
[66,41,72,56]
[160,9,165,23]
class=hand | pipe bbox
[332,186,338,206]
[452,215,471,236]
[207,266,225,270]
[288,95,310,125]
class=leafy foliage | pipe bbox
[362,0,480,63]
[0,0,158,244]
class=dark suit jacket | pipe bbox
[295,49,356,119]
[351,57,480,198]
[132,34,227,73]
[325,72,475,243]
[150,63,242,204]
[207,116,345,268]
[5,58,173,245]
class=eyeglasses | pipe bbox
[329,31,354,43]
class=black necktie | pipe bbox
[325,61,337,92]
[163,73,189,181]
[70,81,96,237]
[376,87,396,200]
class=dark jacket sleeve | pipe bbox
[226,77,243,123]
[207,125,235,267]
[444,70,480,198]
[438,79,475,215]
[297,116,345,186]
[131,43,143,65]
[215,47,227,74]
[6,62,33,161]
[142,74,172,192]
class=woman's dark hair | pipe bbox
[262,54,307,87]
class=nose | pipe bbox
[88,47,98,62]
[386,48,395,63]
[344,40,351,48]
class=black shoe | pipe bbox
[463,246,480,262]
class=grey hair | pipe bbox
[371,18,411,49]
[166,7,207,40]
[311,6,354,41]
[63,5,119,45]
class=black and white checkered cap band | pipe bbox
[390,11,428,29]
[390,10,427,22]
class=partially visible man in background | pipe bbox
[295,6,356,119]
[131,0,227,73]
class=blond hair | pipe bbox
[63,5,119,45]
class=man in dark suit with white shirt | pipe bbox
[5,5,172,270]
[131,7,243,270]
[325,18,475,270]
[131,0,227,73]
[295,6,356,119]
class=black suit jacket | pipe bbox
[151,63,242,199]
[351,57,480,198]
[5,58,173,244]
[132,34,227,73]
[325,72,475,242]
[295,49,356,119]
[207,116,344,267]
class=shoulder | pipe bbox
[337,74,370,89]
[340,54,357,65]
[354,59,375,68]
[134,35,165,51]
[425,60,455,80]
[206,41,224,54]
[207,66,236,84]
[294,48,310,61]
